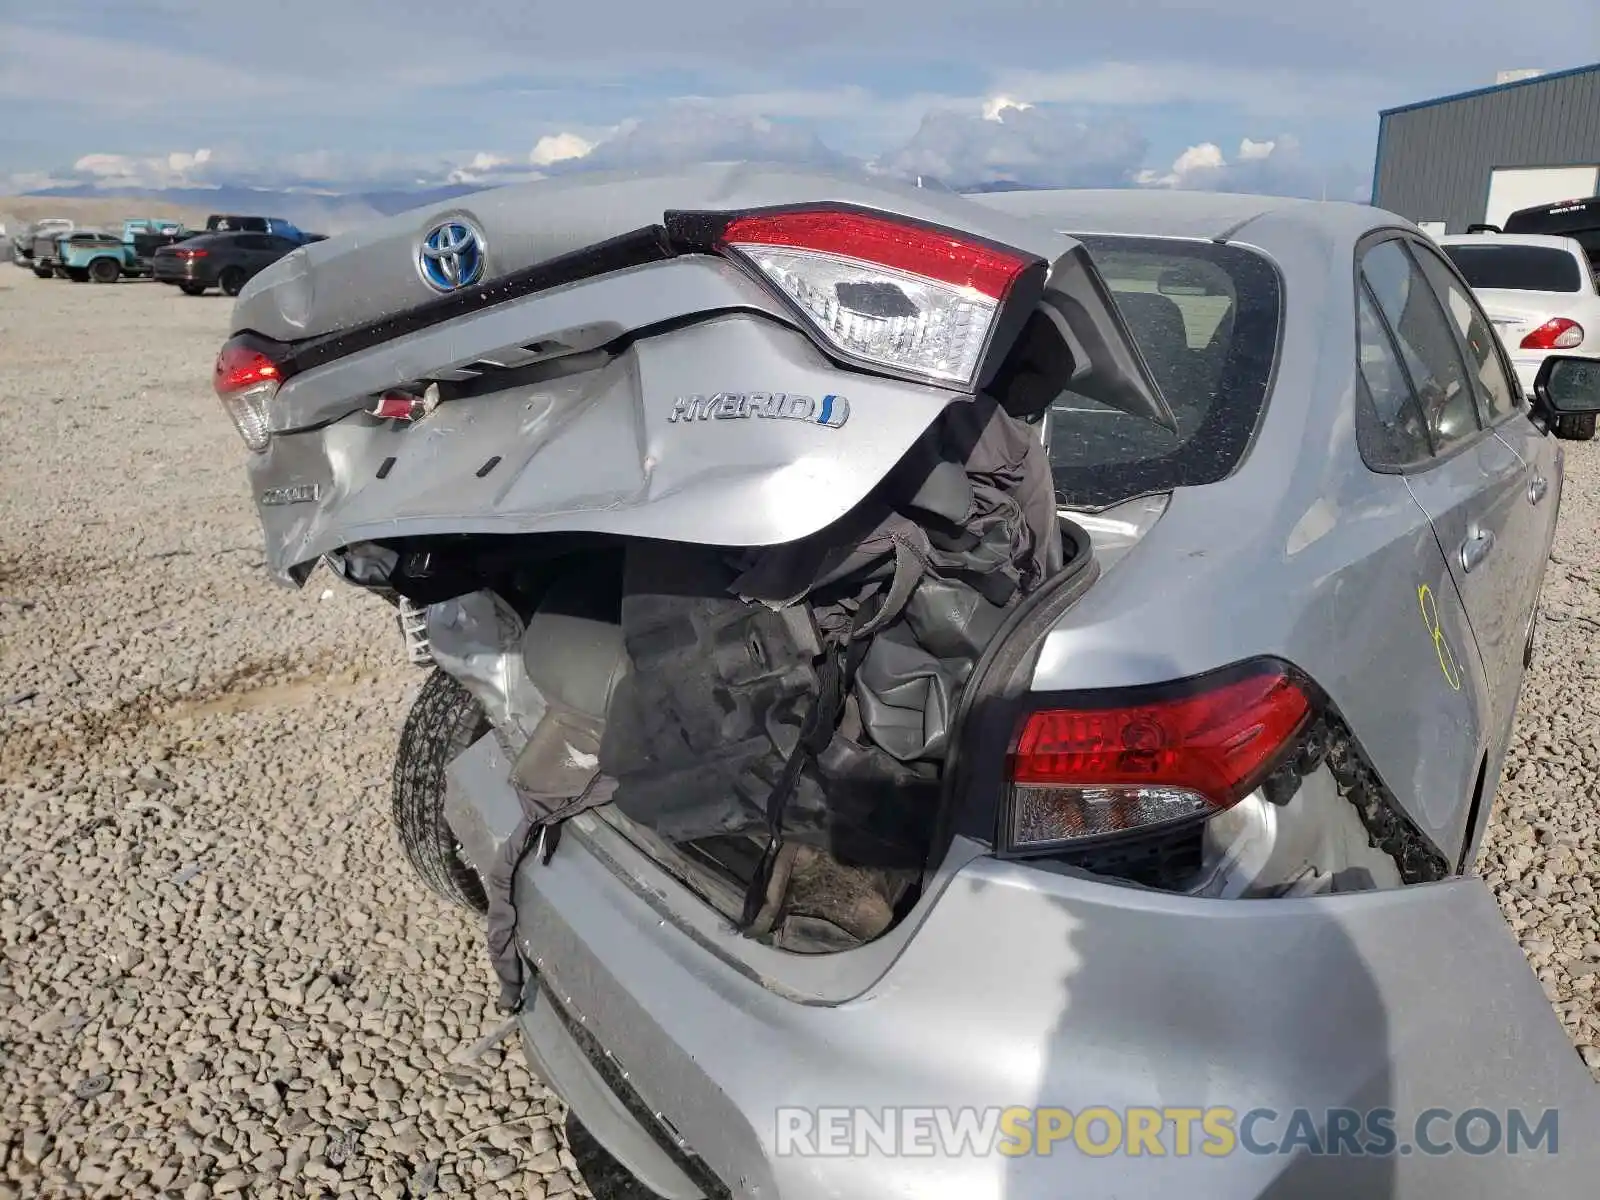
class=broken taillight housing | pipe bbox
[708,207,1044,389]
[213,338,282,452]
[1003,662,1313,854]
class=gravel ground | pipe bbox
[1,269,1597,1198]
[0,277,641,1199]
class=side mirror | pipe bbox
[1533,355,1600,439]
[1534,355,1600,416]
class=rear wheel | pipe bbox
[31,267,50,279]
[65,268,89,283]
[178,283,207,296]
[219,267,247,297]
[1554,412,1596,441]
[89,258,120,283]
[392,668,492,913]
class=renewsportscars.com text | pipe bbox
[773,1105,1561,1159]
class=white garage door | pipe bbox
[1484,165,1600,228]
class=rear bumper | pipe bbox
[444,736,1600,1200]
[151,258,213,284]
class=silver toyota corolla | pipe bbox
[216,165,1600,1198]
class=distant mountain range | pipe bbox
[19,175,1054,232]
[17,183,489,232]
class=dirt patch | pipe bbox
[166,671,366,720]
[0,652,382,776]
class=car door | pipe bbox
[234,234,268,271]
[1409,235,1560,667]
[1350,276,1490,857]
[1358,237,1530,812]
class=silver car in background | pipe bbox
[216,167,1600,1198]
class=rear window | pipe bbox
[1046,234,1282,510]
[1439,244,1582,293]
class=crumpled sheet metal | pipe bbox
[423,590,547,747]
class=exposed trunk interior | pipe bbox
[354,368,1084,955]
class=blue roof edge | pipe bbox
[1380,61,1600,118]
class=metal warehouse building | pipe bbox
[1372,62,1600,235]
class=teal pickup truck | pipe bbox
[52,218,193,282]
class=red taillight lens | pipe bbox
[712,206,1040,388]
[719,210,1029,300]
[1004,664,1313,852]
[213,340,282,452]
[1520,318,1584,350]
[177,248,208,259]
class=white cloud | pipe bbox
[446,152,531,185]
[1132,132,1365,200]
[982,95,1034,121]
[873,101,1148,190]
[68,149,220,191]
[530,134,595,167]
[7,92,1369,208]
[990,60,1398,119]
[564,106,849,173]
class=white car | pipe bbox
[1437,232,1600,439]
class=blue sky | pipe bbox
[2,0,1597,198]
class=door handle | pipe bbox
[1460,526,1495,573]
[1528,474,1548,505]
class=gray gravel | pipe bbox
[2,267,1598,1197]
[0,277,627,1199]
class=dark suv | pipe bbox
[151,231,309,296]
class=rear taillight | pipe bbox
[1521,318,1584,350]
[1003,662,1313,854]
[213,339,282,452]
[705,206,1043,389]
[177,248,208,260]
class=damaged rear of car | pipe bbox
[221,167,1599,1198]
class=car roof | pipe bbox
[1435,232,1584,252]
[968,188,1392,242]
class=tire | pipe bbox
[89,258,120,283]
[178,283,207,296]
[392,668,492,912]
[66,268,89,283]
[31,267,51,279]
[1554,412,1597,441]
[219,267,247,297]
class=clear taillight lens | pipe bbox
[717,209,1035,389]
[213,340,282,452]
[1004,664,1313,854]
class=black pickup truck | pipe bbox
[1475,194,1600,267]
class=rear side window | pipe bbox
[1356,288,1433,469]
[1360,239,1483,458]
[1439,244,1582,293]
[1045,235,1281,509]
